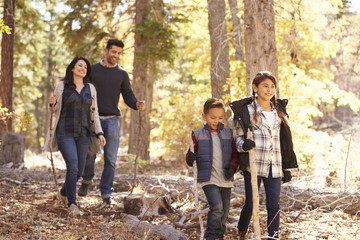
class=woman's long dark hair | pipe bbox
[63,56,91,89]
[252,70,288,126]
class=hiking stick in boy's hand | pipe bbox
[247,128,260,237]
[189,136,204,240]
[48,64,61,204]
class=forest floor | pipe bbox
[0,149,360,240]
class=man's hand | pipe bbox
[136,100,146,111]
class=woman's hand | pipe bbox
[49,93,57,106]
[98,135,106,146]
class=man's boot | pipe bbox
[78,180,92,196]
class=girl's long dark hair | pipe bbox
[252,70,288,126]
[63,56,91,89]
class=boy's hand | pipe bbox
[224,165,236,179]
[282,170,292,183]
[186,151,197,165]
[242,139,255,151]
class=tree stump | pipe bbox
[0,132,25,167]
[124,194,171,218]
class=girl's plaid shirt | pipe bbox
[235,101,283,178]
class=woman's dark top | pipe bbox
[56,83,92,137]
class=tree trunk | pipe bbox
[129,0,150,160]
[228,0,244,62]
[0,0,15,132]
[243,0,279,96]
[207,0,230,100]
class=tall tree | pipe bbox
[0,0,15,132]
[128,0,150,160]
[243,0,278,96]
[207,0,230,100]
[128,0,176,160]
[228,0,244,62]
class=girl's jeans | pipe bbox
[238,167,281,239]
[57,135,90,206]
[202,184,231,240]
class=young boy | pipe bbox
[186,97,239,240]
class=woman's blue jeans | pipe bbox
[238,168,281,239]
[202,184,231,240]
[57,135,90,206]
[82,116,119,199]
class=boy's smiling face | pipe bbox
[202,107,225,130]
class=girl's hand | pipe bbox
[98,135,106,146]
[49,93,56,105]
[242,139,255,151]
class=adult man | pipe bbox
[79,39,145,205]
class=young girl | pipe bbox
[230,71,298,239]
[186,98,239,240]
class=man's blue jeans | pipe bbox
[202,184,231,240]
[82,117,119,199]
[57,135,90,206]
[237,168,281,239]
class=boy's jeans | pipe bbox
[238,168,281,239]
[82,116,120,199]
[57,135,90,206]
[202,184,231,240]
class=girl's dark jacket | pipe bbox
[229,97,298,171]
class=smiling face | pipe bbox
[72,59,88,79]
[253,78,276,103]
[104,45,123,66]
[202,107,225,130]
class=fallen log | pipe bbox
[120,213,187,240]
[123,193,172,218]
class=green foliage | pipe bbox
[0,106,31,128]
[123,154,150,175]
[0,19,11,34]
[133,19,176,66]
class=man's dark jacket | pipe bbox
[229,97,298,171]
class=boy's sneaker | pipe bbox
[103,197,117,205]
[78,181,92,196]
[96,197,117,210]
[68,204,81,216]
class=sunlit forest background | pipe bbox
[1,0,360,188]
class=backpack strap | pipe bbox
[230,97,253,133]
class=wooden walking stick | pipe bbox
[189,136,204,240]
[130,110,142,194]
[247,128,261,238]
[48,64,61,203]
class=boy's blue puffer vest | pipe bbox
[193,123,234,182]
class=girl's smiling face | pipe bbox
[253,78,276,103]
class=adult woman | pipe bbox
[44,56,106,216]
